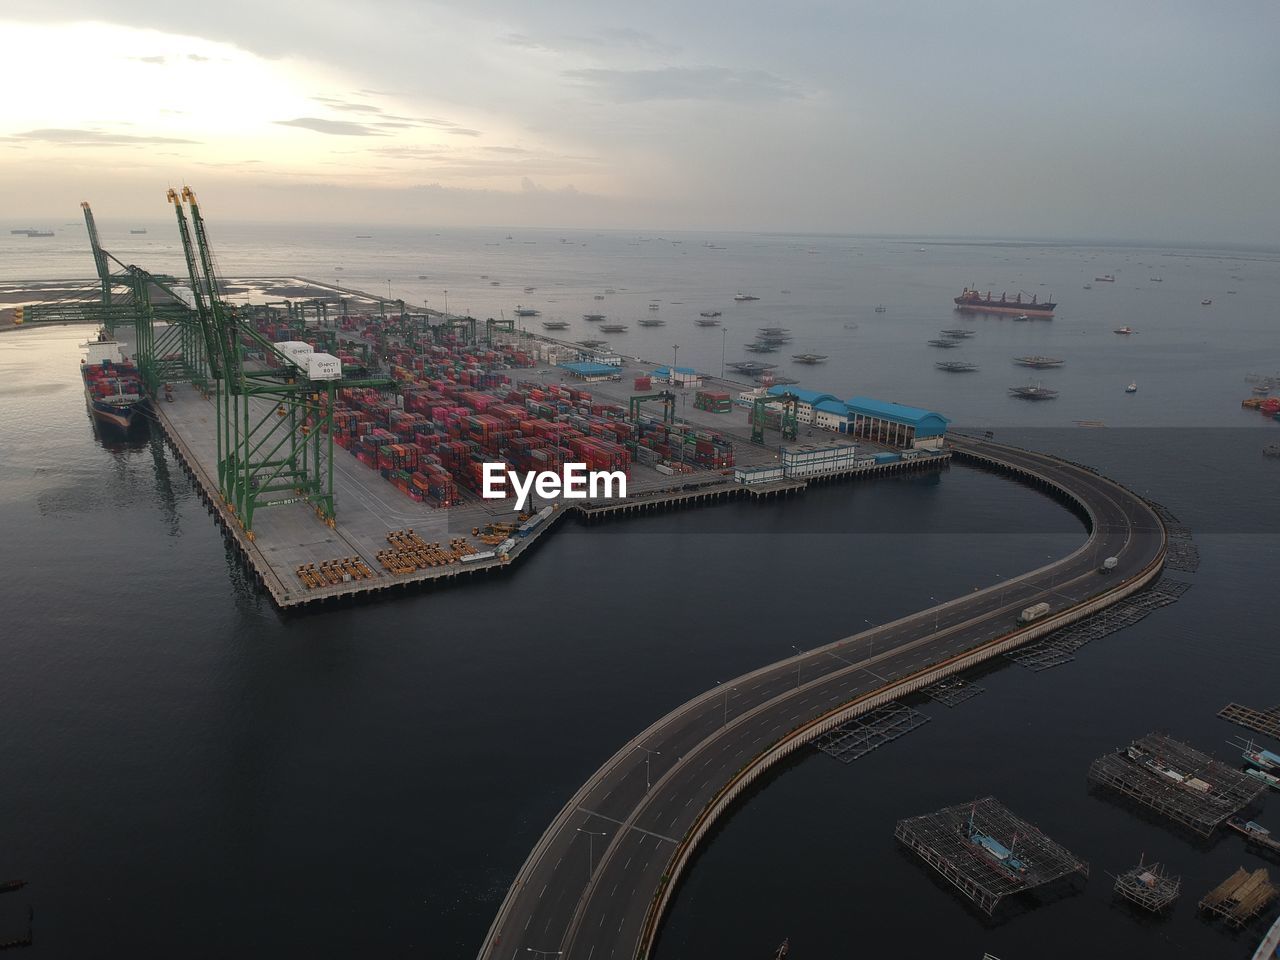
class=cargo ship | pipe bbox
[81,331,147,430]
[954,287,1055,317]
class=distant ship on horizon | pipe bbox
[954,287,1055,317]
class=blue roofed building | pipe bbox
[845,396,950,449]
[812,398,853,432]
[650,365,703,387]
[560,360,622,381]
[765,384,842,425]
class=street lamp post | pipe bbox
[721,327,727,379]
[790,644,804,688]
[863,618,876,657]
[637,745,662,792]
[575,828,607,883]
[929,596,940,632]
[715,680,737,726]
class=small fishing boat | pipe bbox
[1125,382,1138,393]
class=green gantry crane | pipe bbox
[169,185,391,536]
[22,202,208,392]
[485,316,515,345]
[751,391,799,444]
[628,390,677,425]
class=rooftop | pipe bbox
[560,361,619,377]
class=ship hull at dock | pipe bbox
[86,391,147,431]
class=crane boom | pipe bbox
[168,188,223,380]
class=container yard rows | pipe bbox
[118,288,948,607]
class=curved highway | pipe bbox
[480,436,1167,960]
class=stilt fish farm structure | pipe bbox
[1087,733,1267,837]
[894,796,1089,916]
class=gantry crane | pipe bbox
[19,202,208,391]
[628,390,677,425]
[168,186,391,536]
[751,391,800,443]
[485,316,515,345]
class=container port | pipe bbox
[1087,732,1267,837]
[24,192,955,610]
[894,796,1089,916]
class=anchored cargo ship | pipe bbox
[81,332,146,430]
[954,287,1056,317]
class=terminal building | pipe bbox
[649,365,703,388]
[559,361,622,382]
[766,386,949,449]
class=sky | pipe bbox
[3,1,1279,242]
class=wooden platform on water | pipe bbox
[1199,867,1277,928]
[1221,702,1280,741]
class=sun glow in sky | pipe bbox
[3,21,558,188]
[4,3,1279,240]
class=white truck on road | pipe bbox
[1018,602,1051,625]
[1099,556,1119,574]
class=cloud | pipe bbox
[306,100,479,134]
[504,33,542,50]
[5,127,200,145]
[594,27,679,54]
[564,66,802,102]
[312,96,382,114]
[132,55,166,64]
[485,146,532,154]
[273,117,387,136]
[374,145,449,159]
[187,53,209,62]
[504,28,678,56]
[521,176,579,195]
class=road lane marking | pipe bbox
[576,806,679,844]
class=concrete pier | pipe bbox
[151,360,949,610]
